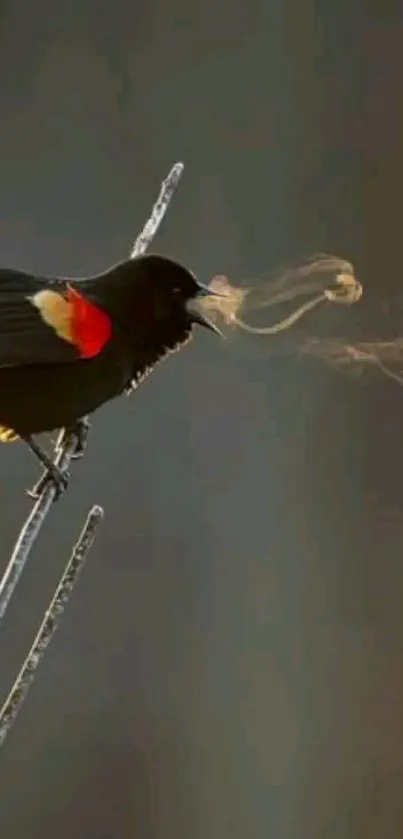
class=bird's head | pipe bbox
[126,254,224,339]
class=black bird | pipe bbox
[0,253,222,494]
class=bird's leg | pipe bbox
[27,418,90,499]
[23,435,69,501]
[55,417,91,459]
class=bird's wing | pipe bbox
[0,269,112,368]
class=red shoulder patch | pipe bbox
[66,285,112,359]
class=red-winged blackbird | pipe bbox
[0,253,221,494]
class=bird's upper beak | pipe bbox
[187,282,224,336]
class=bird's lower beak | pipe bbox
[187,282,224,336]
[190,309,222,335]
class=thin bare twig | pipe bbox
[0,161,185,748]
[0,506,103,745]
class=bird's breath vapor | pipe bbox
[300,337,403,387]
[198,254,362,338]
[200,253,403,391]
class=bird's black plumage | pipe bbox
[0,254,219,443]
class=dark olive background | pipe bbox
[0,1,402,837]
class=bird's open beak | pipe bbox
[187,282,224,336]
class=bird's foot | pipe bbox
[27,463,70,501]
[55,418,91,460]
[23,421,89,501]
[22,434,70,501]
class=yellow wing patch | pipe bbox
[0,425,19,442]
[29,289,75,346]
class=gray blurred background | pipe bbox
[0,1,403,837]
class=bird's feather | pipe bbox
[0,268,112,368]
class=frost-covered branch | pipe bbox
[0,506,103,745]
